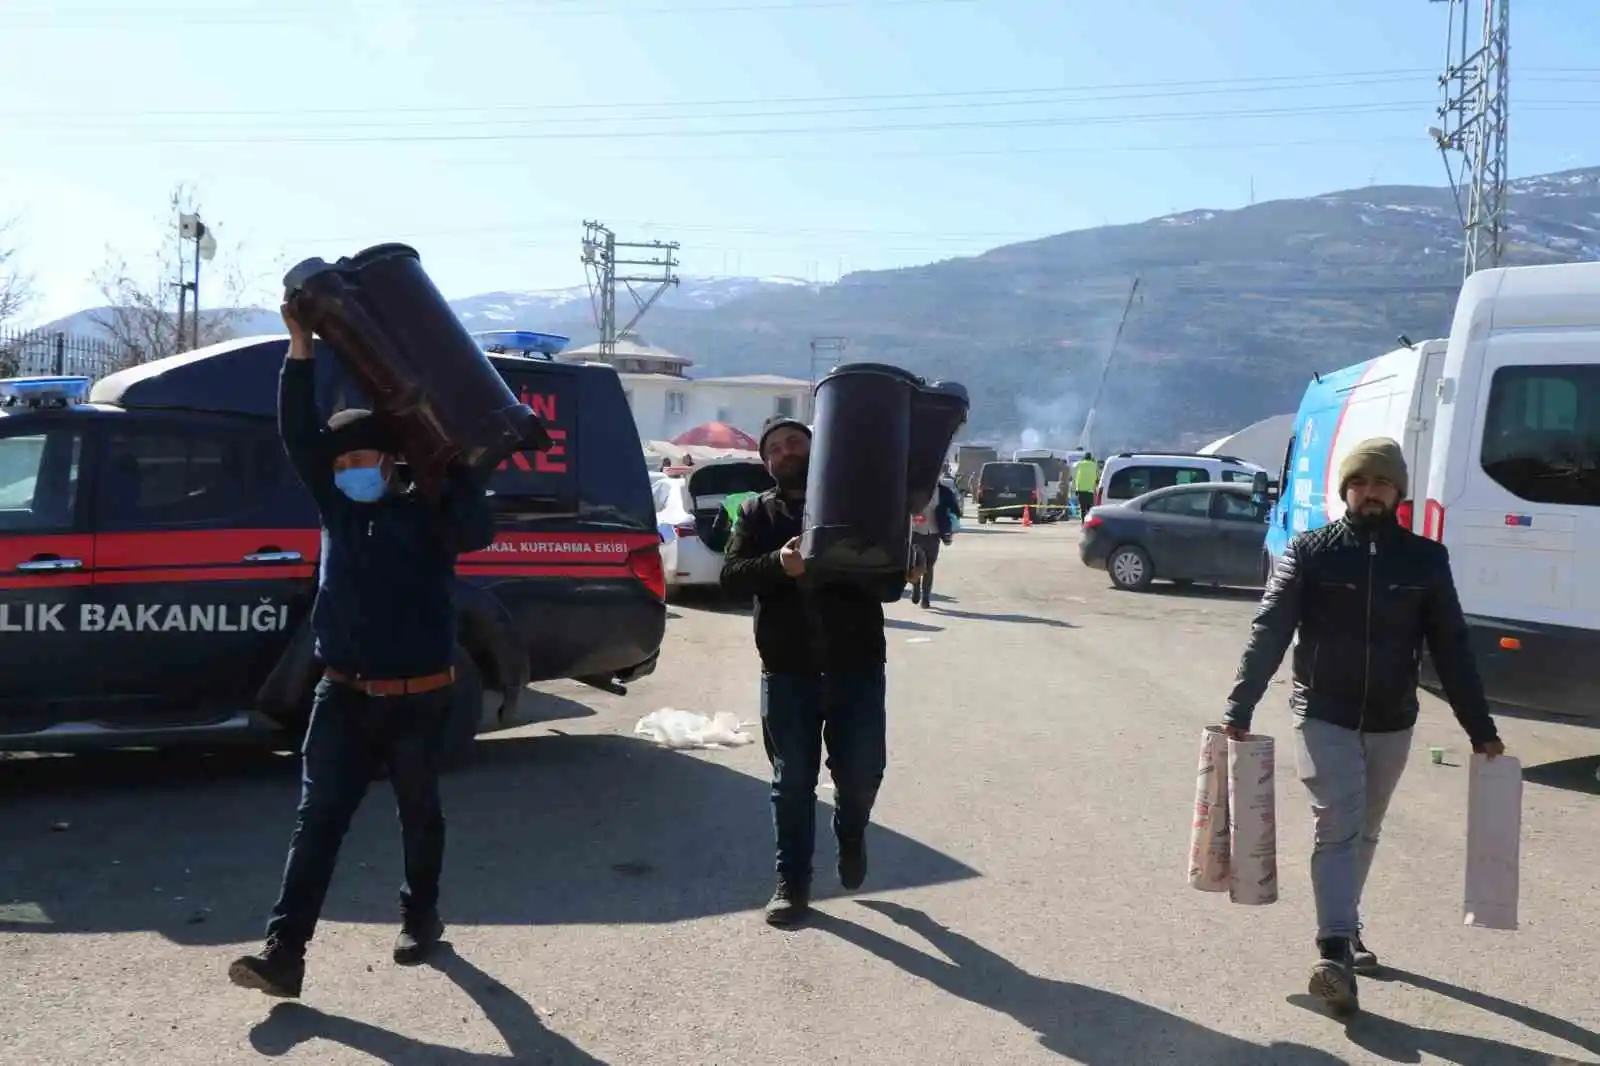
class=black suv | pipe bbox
[0,335,665,762]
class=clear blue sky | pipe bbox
[2,0,1597,324]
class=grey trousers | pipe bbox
[1292,716,1413,941]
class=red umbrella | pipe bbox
[671,421,759,450]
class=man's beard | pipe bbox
[774,456,810,491]
[1347,501,1395,530]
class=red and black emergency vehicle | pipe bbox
[0,334,665,764]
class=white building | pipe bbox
[560,333,812,443]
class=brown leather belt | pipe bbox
[325,667,455,697]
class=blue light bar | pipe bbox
[472,330,571,358]
[0,376,93,407]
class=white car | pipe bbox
[652,458,774,594]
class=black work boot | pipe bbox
[228,942,305,998]
[1352,931,1379,975]
[764,876,811,927]
[1309,937,1360,1017]
[838,834,869,892]
[393,910,444,965]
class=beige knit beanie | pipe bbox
[1338,437,1408,499]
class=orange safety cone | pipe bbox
[1022,505,1032,528]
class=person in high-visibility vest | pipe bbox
[1072,453,1099,520]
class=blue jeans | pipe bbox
[264,678,451,956]
[760,668,888,884]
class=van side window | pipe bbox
[0,428,83,533]
[1480,365,1600,507]
[1108,465,1209,498]
[96,427,256,530]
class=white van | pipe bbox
[1095,452,1266,508]
[1419,261,1600,720]
[1266,337,1450,560]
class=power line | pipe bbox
[3,99,1557,146]
[2,68,1446,120]
[2,0,976,26]
[15,99,1599,147]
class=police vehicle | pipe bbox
[0,332,665,762]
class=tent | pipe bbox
[1199,413,1294,476]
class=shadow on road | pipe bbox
[249,942,607,1064]
[884,617,944,633]
[1522,754,1600,797]
[0,734,977,945]
[1365,967,1600,1060]
[814,900,1346,1064]
[931,608,1076,629]
[1159,584,1264,601]
[1287,991,1598,1066]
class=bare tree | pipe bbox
[91,185,254,369]
[0,217,33,329]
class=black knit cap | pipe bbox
[758,415,811,455]
[325,408,400,458]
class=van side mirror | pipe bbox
[1251,471,1269,496]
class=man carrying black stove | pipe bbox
[722,415,902,927]
[229,304,496,998]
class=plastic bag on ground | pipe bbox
[634,708,756,750]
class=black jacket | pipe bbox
[720,488,896,674]
[1224,514,1499,746]
[280,358,497,680]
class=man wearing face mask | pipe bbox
[229,304,496,999]
[722,416,899,927]
[1219,437,1504,1017]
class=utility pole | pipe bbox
[808,335,847,387]
[1428,0,1510,278]
[177,212,216,352]
[580,221,681,360]
[1076,276,1141,454]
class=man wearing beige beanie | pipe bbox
[1219,436,1504,1017]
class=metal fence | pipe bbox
[0,327,123,381]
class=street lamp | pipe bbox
[177,212,216,352]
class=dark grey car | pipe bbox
[1078,482,1269,592]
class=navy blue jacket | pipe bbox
[279,358,497,681]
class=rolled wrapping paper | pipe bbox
[1463,753,1522,930]
[1226,732,1279,906]
[1187,726,1232,892]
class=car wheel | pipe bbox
[438,648,487,772]
[1108,545,1153,591]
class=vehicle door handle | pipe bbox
[15,556,83,572]
[243,550,303,564]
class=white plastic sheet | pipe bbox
[1186,727,1279,906]
[1463,753,1522,931]
[633,709,755,750]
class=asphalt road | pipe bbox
[3,520,1599,1065]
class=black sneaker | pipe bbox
[764,877,811,927]
[393,911,444,965]
[1309,937,1359,1017]
[228,945,305,998]
[909,587,921,605]
[1352,934,1379,975]
[838,835,868,892]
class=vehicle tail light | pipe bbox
[1083,514,1102,530]
[1395,500,1414,531]
[1422,498,1446,541]
[628,543,667,600]
[673,520,697,539]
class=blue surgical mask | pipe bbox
[334,466,388,503]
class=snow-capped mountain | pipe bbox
[27,275,820,345]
